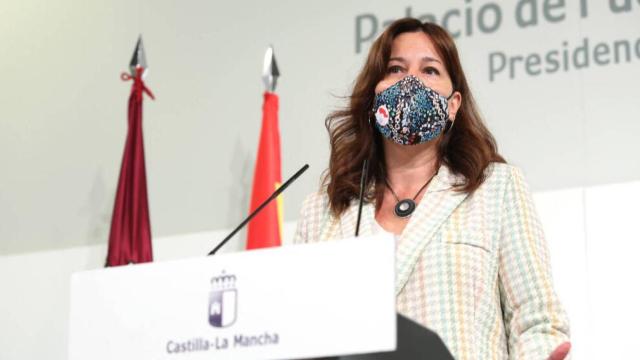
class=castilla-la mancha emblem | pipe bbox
[208,271,237,328]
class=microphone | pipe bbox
[207,164,310,256]
[355,160,368,237]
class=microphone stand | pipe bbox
[355,160,368,237]
[208,164,309,256]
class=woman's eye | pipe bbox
[387,66,404,74]
[423,66,440,75]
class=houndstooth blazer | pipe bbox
[292,162,570,360]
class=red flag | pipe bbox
[106,68,154,266]
[246,92,282,249]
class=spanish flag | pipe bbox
[246,92,282,249]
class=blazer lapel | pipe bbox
[322,165,469,295]
[394,165,469,295]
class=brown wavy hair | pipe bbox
[324,18,505,217]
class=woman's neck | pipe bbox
[382,138,440,196]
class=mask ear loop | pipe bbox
[444,89,456,135]
[446,90,456,100]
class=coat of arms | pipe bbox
[209,271,237,328]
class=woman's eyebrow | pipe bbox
[388,56,442,64]
[422,56,442,64]
[388,57,407,63]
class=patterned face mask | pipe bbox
[372,75,453,145]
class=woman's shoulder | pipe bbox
[300,189,330,211]
[298,188,332,226]
[472,162,530,197]
[293,189,332,244]
[483,162,526,184]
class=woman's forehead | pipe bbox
[390,32,442,63]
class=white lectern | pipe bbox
[69,235,398,359]
[69,234,453,359]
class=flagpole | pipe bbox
[245,45,283,250]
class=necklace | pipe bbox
[384,172,437,218]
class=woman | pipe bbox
[293,18,571,360]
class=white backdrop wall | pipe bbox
[1,0,639,359]
[2,0,639,255]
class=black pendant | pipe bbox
[394,199,416,218]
